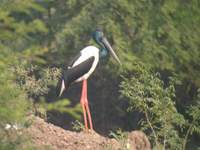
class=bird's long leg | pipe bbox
[80,80,88,130]
[84,80,93,130]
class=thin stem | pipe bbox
[182,123,193,150]
[144,111,159,148]
[163,134,166,150]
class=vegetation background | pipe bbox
[0,0,200,149]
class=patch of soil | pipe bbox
[26,117,151,150]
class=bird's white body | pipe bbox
[70,46,99,82]
[59,46,100,96]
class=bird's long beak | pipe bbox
[102,37,121,65]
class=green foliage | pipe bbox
[13,62,82,120]
[0,0,200,149]
[0,0,47,51]
[41,99,81,120]
[0,1,49,149]
[14,62,60,97]
[0,49,34,150]
[183,89,200,150]
[120,64,185,149]
[0,126,42,150]
[121,63,200,149]
[187,100,200,135]
[109,129,129,150]
[72,120,85,131]
[0,49,30,124]
[50,0,200,83]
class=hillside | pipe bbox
[26,117,151,150]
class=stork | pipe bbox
[57,29,121,130]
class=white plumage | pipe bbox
[71,46,99,82]
[59,46,100,96]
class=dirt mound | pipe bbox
[26,117,151,150]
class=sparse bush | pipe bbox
[72,120,85,131]
[120,65,182,149]
[109,129,129,150]
[120,64,200,149]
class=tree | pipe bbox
[0,1,48,149]
[0,0,46,123]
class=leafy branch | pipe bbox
[182,89,200,150]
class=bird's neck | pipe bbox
[99,48,108,58]
[95,40,108,58]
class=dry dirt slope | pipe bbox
[26,117,151,150]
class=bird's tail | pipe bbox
[56,70,68,97]
[59,78,66,96]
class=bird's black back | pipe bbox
[56,56,95,96]
[64,56,95,85]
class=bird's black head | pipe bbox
[92,28,104,46]
[92,29,121,65]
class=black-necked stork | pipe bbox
[57,29,121,130]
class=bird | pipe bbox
[57,29,121,130]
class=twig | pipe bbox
[182,123,193,150]
[144,111,159,147]
[163,134,166,150]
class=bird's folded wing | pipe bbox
[63,56,95,85]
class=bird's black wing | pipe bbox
[63,56,95,86]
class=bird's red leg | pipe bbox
[84,80,93,130]
[80,80,88,130]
